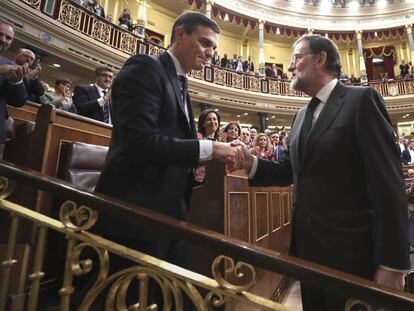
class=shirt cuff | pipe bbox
[8,79,23,85]
[97,97,106,107]
[199,140,213,161]
[248,156,258,179]
[379,265,410,273]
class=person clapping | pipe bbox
[40,78,76,113]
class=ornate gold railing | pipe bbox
[0,179,288,310]
[14,0,414,99]
[0,161,413,311]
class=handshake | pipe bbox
[212,141,254,173]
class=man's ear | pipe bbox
[174,27,186,44]
[316,51,328,69]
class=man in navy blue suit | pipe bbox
[402,141,414,165]
[73,66,113,123]
[0,18,28,157]
[96,10,242,269]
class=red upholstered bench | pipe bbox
[57,141,108,192]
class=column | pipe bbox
[406,24,414,64]
[205,0,214,18]
[355,30,367,83]
[258,112,268,132]
[258,20,266,76]
[135,0,147,38]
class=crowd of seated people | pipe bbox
[196,110,291,168]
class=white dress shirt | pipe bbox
[167,50,212,161]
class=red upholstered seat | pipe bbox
[58,142,108,192]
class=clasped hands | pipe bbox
[0,63,30,83]
[212,141,254,173]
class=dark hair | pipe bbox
[198,109,221,140]
[95,66,113,76]
[224,121,241,135]
[55,78,71,86]
[170,11,220,45]
[295,34,341,78]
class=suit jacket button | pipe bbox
[306,216,311,222]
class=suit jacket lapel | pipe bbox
[289,109,306,173]
[301,82,347,165]
[159,52,188,118]
[92,85,100,100]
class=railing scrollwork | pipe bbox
[0,163,413,310]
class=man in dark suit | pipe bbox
[95,11,241,276]
[402,141,414,165]
[243,55,254,73]
[0,18,28,157]
[14,48,44,102]
[234,34,410,310]
[87,0,105,18]
[220,53,229,68]
[73,66,113,123]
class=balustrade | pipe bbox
[0,162,413,310]
[14,0,414,100]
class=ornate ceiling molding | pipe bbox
[214,0,414,31]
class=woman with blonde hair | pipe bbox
[249,133,274,160]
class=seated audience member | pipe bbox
[71,0,88,7]
[274,133,287,161]
[339,71,348,83]
[268,131,279,149]
[14,48,44,103]
[406,169,414,205]
[0,18,28,158]
[402,141,414,165]
[220,53,229,68]
[87,0,105,18]
[41,81,49,93]
[400,59,410,78]
[281,72,289,80]
[397,136,407,154]
[73,66,113,123]
[196,109,221,182]
[349,74,359,84]
[250,127,257,141]
[266,64,278,78]
[197,109,221,141]
[118,8,133,31]
[40,78,76,112]
[220,121,241,143]
[211,51,220,66]
[233,56,244,72]
[249,133,274,160]
[241,128,252,148]
[243,56,254,73]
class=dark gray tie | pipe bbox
[299,97,320,157]
[102,90,109,123]
[179,75,188,103]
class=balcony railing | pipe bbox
[0,161,413,310]
[15,0,414,100]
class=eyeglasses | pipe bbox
[98,73,114,79]
[290,53,314,65]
